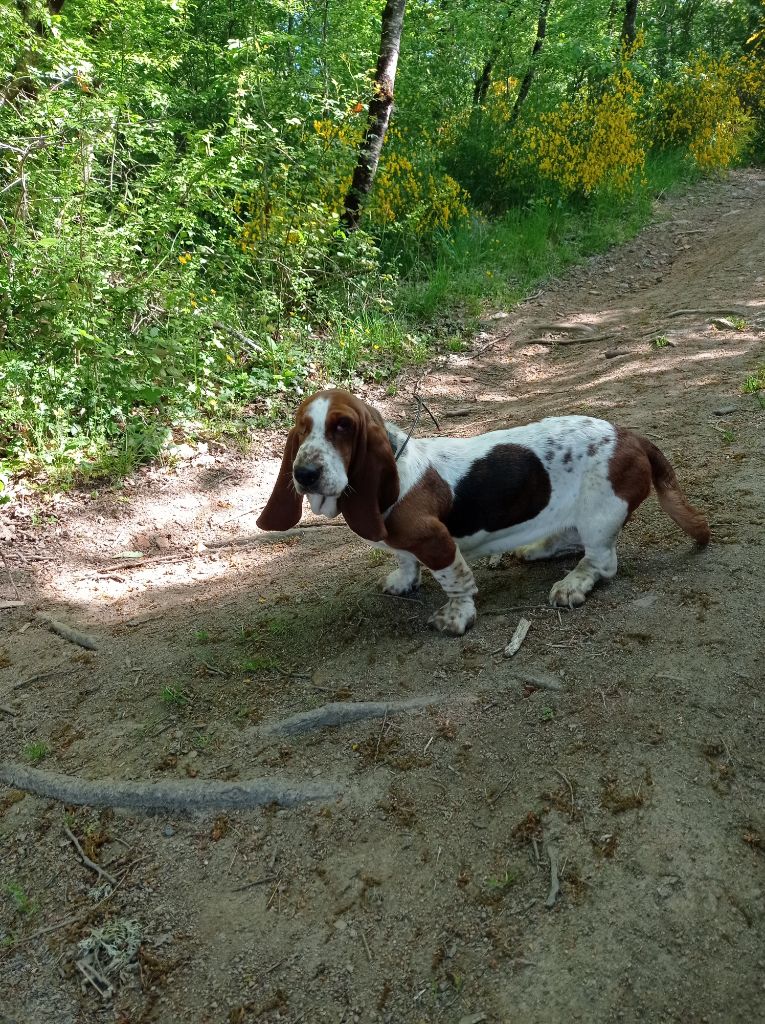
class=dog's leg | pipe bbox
[429,549,478,636]
[549,502,625,608]
[516,528,582,562]
[383,550,422,596]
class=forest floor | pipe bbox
[1,168,764,1024]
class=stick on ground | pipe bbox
[35,612,98,651]
[545,844,561,908]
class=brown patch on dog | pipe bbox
[610,427,710,543]
[385,469,456,570]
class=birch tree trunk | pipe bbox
[340,0,407,232]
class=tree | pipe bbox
[341,0,407,231]
[510,0,552,123]
[621,0,639,47]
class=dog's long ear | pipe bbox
[257,428,303,531]
[339,407,399,542]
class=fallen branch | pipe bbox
[212,320,265,355]
[545,844,560,908]
[35,612,98,651]
[256,694,444,737]
[0,704,17,716]
[508,670,563,692]
[64,824,117,887]
[0,600,25,609]
[0,763,344,810]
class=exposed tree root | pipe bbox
[257,695,444,736]
[0,763,344,810]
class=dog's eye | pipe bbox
[334,417,353,433]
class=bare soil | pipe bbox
[2,169,764,1024]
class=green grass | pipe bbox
[22,742,49,765]
[743,367,765,393]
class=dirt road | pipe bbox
[1,169,764,1023]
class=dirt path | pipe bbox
[2,169,764,1024]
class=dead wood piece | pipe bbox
[545,844,561,908]
[64,824,117,886]
[35,612,98,651]
[503,617,531,658]
[0,600,25,609]
[257,695,445,737]
[604,349,630,359]
[0,763,344,810]
[0,704,17,716]
[513,671,563,692]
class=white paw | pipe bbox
[428,598,476,636]
[549,577,589,608]
[383,567,421,596]
[487,553,503,569]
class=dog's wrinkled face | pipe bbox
[291,394,360,512]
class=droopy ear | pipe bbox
[256,428,303,531]
[339,408,399,542]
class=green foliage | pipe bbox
[1,0,762,483]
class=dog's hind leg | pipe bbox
[549,498,627,608]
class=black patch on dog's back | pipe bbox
[444,444,551,537]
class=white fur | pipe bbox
[383,416,630,630]
[293,396,349,499]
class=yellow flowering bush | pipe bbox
[655,53,752,169]
[371,149,469,236]
[508,69,645,198]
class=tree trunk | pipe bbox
[620,0,639,47]
[509,0,551,124]
[473,58,493,105]
[340,0,407,232]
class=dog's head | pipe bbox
[257,389,399,541]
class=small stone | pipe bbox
[162,825,175,838]
[629,593,658,610]
[713,404,737,416]
[710,317,735,330]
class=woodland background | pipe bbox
[1,0,763,487]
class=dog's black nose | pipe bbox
[294,464,321,489]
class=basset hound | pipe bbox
[257,389,710,635]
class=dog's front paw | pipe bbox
[383,565,422,596]
[428,597,476,636]
[549,577,588,608]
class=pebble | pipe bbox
[162,824,175,838]
[713,404,737,416]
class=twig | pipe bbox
[63,825,117,886]
[374,712,388,763]
[0,763,345,810]
[35,613,98,651]
[212,320,265,355]
[553,768,575,815]
[200,662,227,677]
[361,930,373,964]
[545,844,560,908]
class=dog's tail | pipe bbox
[638,436,710,545]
